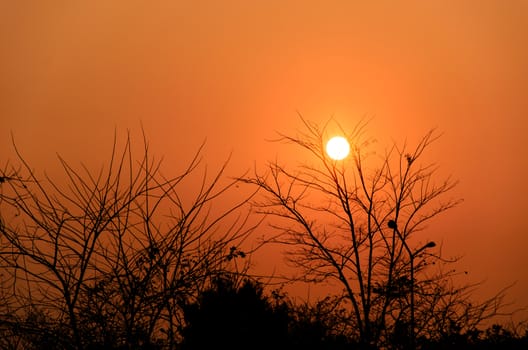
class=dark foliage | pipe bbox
[180,277,355,350]
[418,323,528,350]
[181,277,288,350]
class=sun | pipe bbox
[326,136,350,160]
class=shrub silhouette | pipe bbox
[180,276,356,350]
[180,276,289,350]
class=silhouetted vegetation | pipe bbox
[180,276,289,349]
[181,276,354,350]
[0,125,525,349]
[241,118,521,349]
[0,133,256,349]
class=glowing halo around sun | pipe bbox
[326,136,350,160]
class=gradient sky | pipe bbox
[1,1,527,320]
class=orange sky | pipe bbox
[1,1,527,320]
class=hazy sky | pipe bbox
[1,1,527,319]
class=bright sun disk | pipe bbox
[326,136,350,160]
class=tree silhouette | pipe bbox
[241,118,509,348]
[0,124,521,349]
[0,132,257,349]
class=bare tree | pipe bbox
[0,131,257,349]
[241,118,505,348]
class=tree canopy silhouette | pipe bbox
[0,124,523,350]
[241,118,511,348]
[0,132,256,349]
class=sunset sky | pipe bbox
[1,1,527,320]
